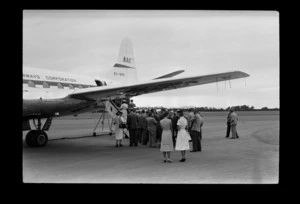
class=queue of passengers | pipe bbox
[114,99,238,163]
[114,100,204,162]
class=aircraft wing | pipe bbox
[69,71,249,102]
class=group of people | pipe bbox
[113,99,206,163]
[226,108,239,139]
[113,99,239,163]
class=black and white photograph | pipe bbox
[22,10,279,183]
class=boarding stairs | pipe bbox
[92,100,121,136]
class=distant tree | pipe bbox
[261,107,269,110]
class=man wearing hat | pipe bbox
[129,99,136,109]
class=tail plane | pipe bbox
[112,38,138,84]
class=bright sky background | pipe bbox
[23,10,279,109]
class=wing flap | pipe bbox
[153,70,185,79]
[69,71,249,101]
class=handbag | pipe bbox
[119,123,126,129]
[119,117,127,129]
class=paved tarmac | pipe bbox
[22,111,279,183]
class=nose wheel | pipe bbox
[25,130,48,147]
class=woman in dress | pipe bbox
[114,112,125,147]
[160,111,174,163]
[175,110,190,162]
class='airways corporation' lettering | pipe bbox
[23,74,77,82]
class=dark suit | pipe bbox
[154,113,161,142]
[171,115,179,146]
[138,114,146,143]
[127,112,139,146]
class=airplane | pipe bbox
[23,37,250,147]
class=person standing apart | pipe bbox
[175,110,190,162]
[190,109,203,152]
[127,108,139,146]
[230,109,238,139]
[160,111,174,163]
[225,110,231,138]
[113,112,125,147]
[145,112,157,148]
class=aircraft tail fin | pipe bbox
[112,38,138,84]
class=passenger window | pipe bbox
[28,80,35,88]
[43,82,50,88]
[69,84,74,89]
[79,85,83,89]
[58,83,63,89]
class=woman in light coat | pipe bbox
[160,111,174,162]
[114,112,126,147]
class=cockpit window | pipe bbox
[95,80,106,86]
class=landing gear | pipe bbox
[25,130,48,147]
[25,117,52,147]
[93,111,114,136]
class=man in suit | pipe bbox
[127,108,139,146]
[190,109,203,152]
[225,111,231,138]
[138,110,147,144]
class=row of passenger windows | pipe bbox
[27,81,87,89]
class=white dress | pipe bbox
[175,116,190,151]
[114,116,125,140]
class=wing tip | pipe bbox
[235,70,250,78]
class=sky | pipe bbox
[23,10,279,109]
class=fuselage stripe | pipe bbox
[23,79,97,89]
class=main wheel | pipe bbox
[25,130,35,147]
[25,130,48,147]
[32,130,48,147]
